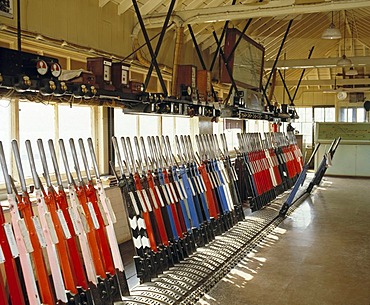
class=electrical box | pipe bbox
[112,62,130,89]
[0,47,61,87]
[87,57,115,90]
[177,65,198,102]
[197,70,213,104]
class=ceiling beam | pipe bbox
[118,0,133,15]
[265,56,370,70]
[181,0,370,24]
[144,0,370,27]
[275,78,370,86]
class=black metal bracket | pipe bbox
[263,19,293,107]
[213,31,239,100]
[219,19,253,103]
[188,25,206,70]
[143,0,176,93]
[278,46,314,105]
[131,0,171,96]
[209,0,237,72]
[188,24,218,103]
[278,69,293,103]
[121,22,174,63]
[291,46,314,103]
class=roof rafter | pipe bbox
[118,0,133,15]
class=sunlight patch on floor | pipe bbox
[274,227,287,234]
[253,256,267,263]
[267,233,279,241]
[230,269,254,281]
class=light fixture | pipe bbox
[345,16,358,75]
[337,11,352,67]
[322,12,341,39]
[337,54,352,67]
[346,66,358,76]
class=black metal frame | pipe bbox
[107,107,115,175]
[225,19,253,64]
[188,24,219,102]
[213,31,239,99]
[263,19,293,107]
[121,22,174,63]
[188,25,207,70]
[131,0,174,96]
[278,46,314,105]
[214,21,254,103]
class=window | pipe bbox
[246,120,270,133]
[313,107,324,122]
[224,119,243,152]
[0,99,12,184]
[339,107,366,123]
[213,118,224,136]
[293,107,313,146]
[325,107,336,122]
[175,117,191,135]
[59,105,92,141]
[313,106,335,122]
[139,116,160,137]
[19,102,55,178]
[162,116,176,154]
[58,105,93,174]
[114,110,138,138]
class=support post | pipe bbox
[17,0,21,52]
[268,70,277,103]
[107,107,115,175]
[171,26,184,96]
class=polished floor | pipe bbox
[197,177,370,305]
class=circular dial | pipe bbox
[337,91,347,100]
[36,60,48,75]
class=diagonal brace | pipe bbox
[188,24,219,102]
[209,0,237,72]
[213,31,239,99]
[144,0,176,93]
[131,0,170,96]
[263,19,293,107]
[278,46,314,105]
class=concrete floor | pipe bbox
[197,177,370,305]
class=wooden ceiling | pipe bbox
[99,0,370,90]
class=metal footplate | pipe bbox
[131,286,183,301]
[119,186,309,305]
[153,276,194,292]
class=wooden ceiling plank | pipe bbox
[118,0,133,15]
[141,0,167,15]
[99,0,111,8]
